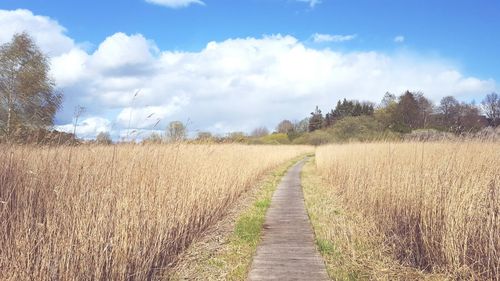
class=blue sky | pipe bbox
[2,0,499,79]
[0,0,498,138]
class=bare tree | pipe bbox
[438,96,460,130]
[457,103,484,133]
[293,118,309,134]
[251,126,269,137]
[142,132,163,144]
[165,121,187,142]
[276,120,294,134]
[196,131,213,141]
[482,92,500,126]
[414,93,434,128]
[0,32,62,138]
[96,131,112,145]
[380,92,397,108]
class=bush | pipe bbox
[0,127,77,145]
[142,132,163,144]
[292,130,332,146]
[329,116,398,142]
[259,133,290,144]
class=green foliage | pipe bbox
[292,130,332,146]
[316,239,338,256]
[329,116,399,142]
[227,132,248,143]
[259,133,291,144]
[325,99,375,127]
[374,101,398,129]
[293,116,400,145]
[309,106,324,132]
[235,214,265,244]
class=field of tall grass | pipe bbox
[316,142,499,279]
[0,144,312,280]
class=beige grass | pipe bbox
[315,142,499,280]
[302,158,442,280]
[167,157,300,280]
[0,144,312,280]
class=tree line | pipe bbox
[307,91,499,134]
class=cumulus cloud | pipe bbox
[394,35,405,43]
[0,9,75,56]
[90,32,159,71]
[145,0,205,8]
[312,33,357,43]
[1,9,497,139]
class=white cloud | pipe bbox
[90,32,158,70]
[51,48,90,87]
[55,117,111,139]
[394,35,405,43]
[1,9,497,139]
[313,33,357,43]
[145,0,205,8]
[296,0,321,8]
[0,9,75,56]
[116,96,189,129]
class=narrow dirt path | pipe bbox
[248,159,329,281]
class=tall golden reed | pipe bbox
[316,142,499,279]
[0,144,311,280]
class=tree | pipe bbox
[325,99,374,128]
[227,132,247,143]
[276,120,294,134]
[308,106,324,132]
[482,92,500,126]
[394,91,421,132]
[457,103,485,133]
[0,32,62,138]
[251,126,269,137]
[165,121,186,142]
[414,93,434,128]
[96,131,112,145]
[196,131,213,141]
[294,118,309,134]
[380,92,397,108]
[143,132,163,144]
[438,96,460,130]
[375,93,398,130]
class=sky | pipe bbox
[0,0,499,139]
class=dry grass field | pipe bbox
[0,144,312,280]
[315,141,499,279]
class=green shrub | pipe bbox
[292,130,332,146]
[328,116,398,142]
[259,133,291,144]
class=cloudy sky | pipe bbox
[0,0,499,139]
